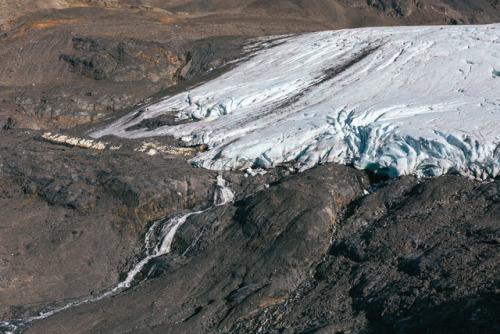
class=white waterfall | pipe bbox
[116,211,201,290]
[215,173,235,206]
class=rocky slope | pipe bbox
[6,164,498,333]
[235,175,500,333]
[0,0,499,333]
[0,129,217,322]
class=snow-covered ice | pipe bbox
[91,24,500,179]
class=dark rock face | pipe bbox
[233,176,500,333]
[361,0,424,16]
[13,167,498,334]
[0,11,249,130]
[59,37,187,82]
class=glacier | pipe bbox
[90,24,500,179]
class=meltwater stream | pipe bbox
[0,174,234,334]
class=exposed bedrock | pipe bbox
[0,1,499,333]
[0,10,248,130]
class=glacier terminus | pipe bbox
[91,24,500,179]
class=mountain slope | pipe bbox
[0,1,499,333]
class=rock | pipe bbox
[59,37,186,82]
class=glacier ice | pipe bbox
[90,24,500,179]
